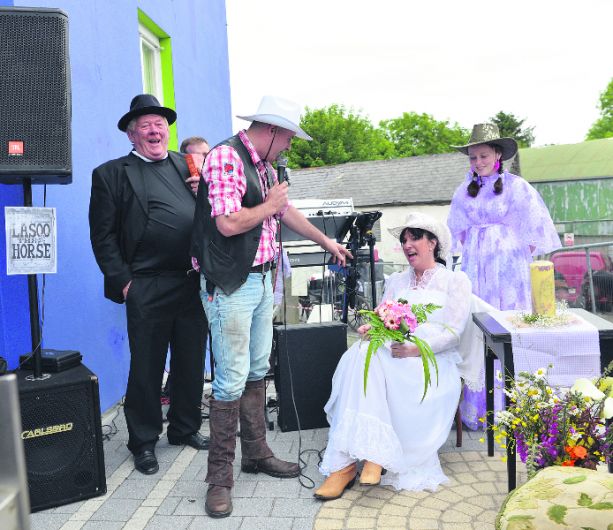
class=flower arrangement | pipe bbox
[484,364,613,479]
[359,299,440,399]
[509,300,574,328]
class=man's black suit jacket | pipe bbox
[89,151,192,304]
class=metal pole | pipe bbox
[585,249,597,313]
[368,237,377,308]
[23,179,43,378]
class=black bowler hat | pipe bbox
[117,94,177,132]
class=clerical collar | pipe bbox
[131,150,169,163]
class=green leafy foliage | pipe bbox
[288,105,394,168]
[360,302,440,400]
[490,111,535,147]
[379,112,469,157]
[586,78,613,140]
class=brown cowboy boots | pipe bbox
[205,379,299,518]
[239,379,300,478]
[204,397,239,518]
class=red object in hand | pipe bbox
[185,154,200,179]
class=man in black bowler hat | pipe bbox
[89,94,209,475]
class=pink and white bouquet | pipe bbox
[360,299,440,400]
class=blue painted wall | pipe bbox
[0,0,232,411]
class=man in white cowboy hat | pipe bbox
[191,95,351,518]
[89,94,210,477]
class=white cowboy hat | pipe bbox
[388,212,451,258]
[237,95,312,141]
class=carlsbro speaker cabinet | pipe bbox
[0,7,72,184]
[17,364,106,512]
[274,322,347,432]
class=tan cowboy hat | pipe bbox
[388,212,451,258]
[453,123,518,161]
[237,95,312,141]
[118,94,176,132]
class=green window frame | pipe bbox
[137,9,178,150]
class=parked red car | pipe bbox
[550,251,613,306]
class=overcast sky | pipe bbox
[225,0,612,147]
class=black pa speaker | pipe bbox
[273,322,347,432]
[16,364,106,512]
[0,7,72,184]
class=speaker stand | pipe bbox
[23,178,48,381]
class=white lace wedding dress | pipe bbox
[319,264,473,491]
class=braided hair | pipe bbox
[467,145,504,198]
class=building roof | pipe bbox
[289,152,471,207]
[519,138,613,182]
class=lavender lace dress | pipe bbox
[447,170,561,430]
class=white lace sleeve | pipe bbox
[381,271,406,302]
[413,271,472,354]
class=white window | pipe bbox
[139,24,163,103]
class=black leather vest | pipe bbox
[190,134,265,295]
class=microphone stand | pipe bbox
[23,178,46,380]
[364,229,378,309]
[341,226,360,324]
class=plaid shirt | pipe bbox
[204,130,288,266]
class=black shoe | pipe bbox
[134,449,159,475]
[168,431,210,450]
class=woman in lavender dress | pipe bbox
[447,123,561,430]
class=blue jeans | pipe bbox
[200,272,273,401]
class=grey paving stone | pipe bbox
[233,481,258,498]
[189,516,243,529]
[270,497,321,518]
[49,500,85,513]
[156,495,181,515]
[253,480,301,498]
[291,518,317,530]
[90,498,142,521]
[82,521,125,530]
[154,445,183,462]
[170,479,204,498]
[230,497,274,517]
[30,512,71,530]
[239,517,294,529]
[173,497,208,516]
[111,479,157,500]
[146,515,194,529]
[179,463,204,480]
[190,451,210,466]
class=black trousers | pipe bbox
[124,273,207,453]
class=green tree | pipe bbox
[586,78,613,140]
[288,105,394,168]
[379,112,469,157]
[490,111,535,147]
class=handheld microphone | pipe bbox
[276,155,288,185]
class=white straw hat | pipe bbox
[388,212,451,258]
[237,95,312,141]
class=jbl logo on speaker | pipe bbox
[8,141,24,156]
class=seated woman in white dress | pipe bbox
[314,212,476,500]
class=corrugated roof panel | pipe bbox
[519,138,613,182]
